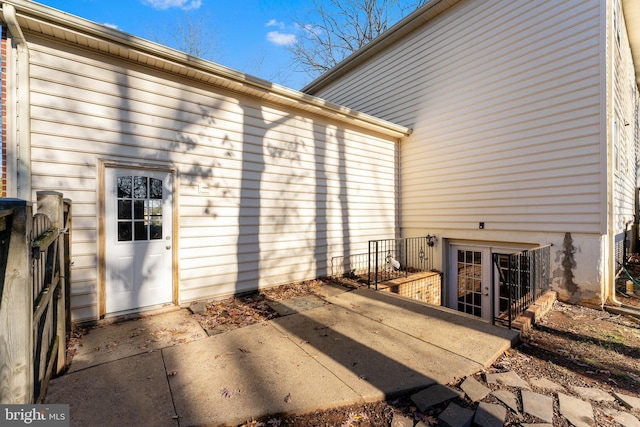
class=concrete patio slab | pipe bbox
[162,321,362,427]
[43,287,522,426]
[266,294,326,316]
[271,302,483,400]
[316,282,350,299]
[44,351,178,427]
[69,308,206,373]
[326,289,519,367]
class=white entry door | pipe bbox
[448,245,492,320]
[105,168,173,314]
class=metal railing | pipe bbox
[368,235,437,288]
[493,244,552,329]
[331,252,369,279]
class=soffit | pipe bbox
[622,0,640,85]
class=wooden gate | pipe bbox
[0,192,72,404]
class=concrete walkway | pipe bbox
[44,287,519,426]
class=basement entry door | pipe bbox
[105,168,173,314]
[448,245,492,321]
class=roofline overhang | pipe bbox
[0,0,411,139]
[305,0,640,93]
[622,0,640,86]
[302,0,463,95]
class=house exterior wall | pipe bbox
[14,33,400,322]
[308,0,638,305]
[612,0,639,266]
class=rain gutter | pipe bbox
[1,3,31,200]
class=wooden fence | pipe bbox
[0,192,71,404]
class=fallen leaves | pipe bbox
[194,295,278,332]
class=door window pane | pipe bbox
[134,176,147,199]
[117,176,132,198]
[118,222,132,241]
[150,178,163,199]
[134,221,148,241]
[116,173,164,242]
[134,200,145,219]
[118,200,132,220]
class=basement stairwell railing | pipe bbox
[492,244,552,329]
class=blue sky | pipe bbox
[36,0,319,90]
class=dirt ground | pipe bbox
[187,277,640,427]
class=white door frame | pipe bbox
[99,161,177,318]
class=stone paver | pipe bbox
[558,392,595,427]
[391,414,413,427]
[612,410,640,427]
[460,376,491,402]
[522,390,554,423]
[411,384,464,412]
[615,391,640,411]
[188,301,207,314]
[521,424,552,427]
[572,386,615,402]
[438,402,474,427]
[529,377,564,391]
[491,389,520,415]
[485,371,530,389]
[474,402,506,427]
[602,407,640,426]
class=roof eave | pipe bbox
[0,0,411,139]
[622,0,640,86]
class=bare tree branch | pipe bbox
[149,11,219,61]
[290,0,426,78]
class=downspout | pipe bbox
[605,0,622,307]
[2,4,31,200]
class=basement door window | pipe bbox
[116,175,163,241]
[457,249,482,317]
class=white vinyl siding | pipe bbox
[612,0,639,236]
[26,35,398,321]
[312,0,604,234]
